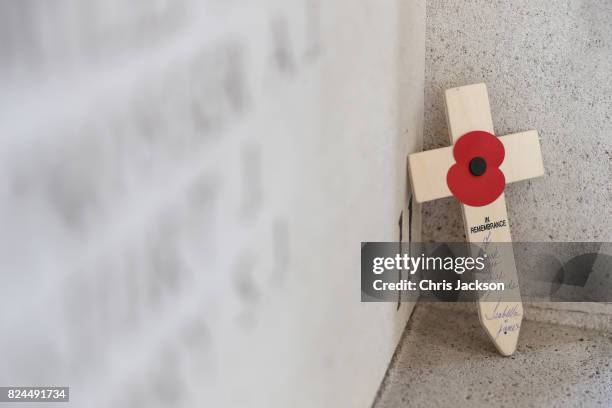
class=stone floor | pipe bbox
[373,303,612,408]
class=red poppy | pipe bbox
[446,130,506,207]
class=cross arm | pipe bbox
[408,130,544,204]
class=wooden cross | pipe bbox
[408,83,544,355]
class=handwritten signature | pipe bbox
[478,226,522,340]
[484,301,522,340]
[479,230,519,301]
[495,322,521,340]
[485,301,521,320]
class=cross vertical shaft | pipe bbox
[445,83,523,355]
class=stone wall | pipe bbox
[0,1,425,406]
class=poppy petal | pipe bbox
[453,130,505,167]
[446,131,506,207]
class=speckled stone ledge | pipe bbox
[374,303,612,407]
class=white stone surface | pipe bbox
[0,1,425,407]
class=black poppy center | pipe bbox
[469,157,487,176]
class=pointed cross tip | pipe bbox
[480,315,522,356]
